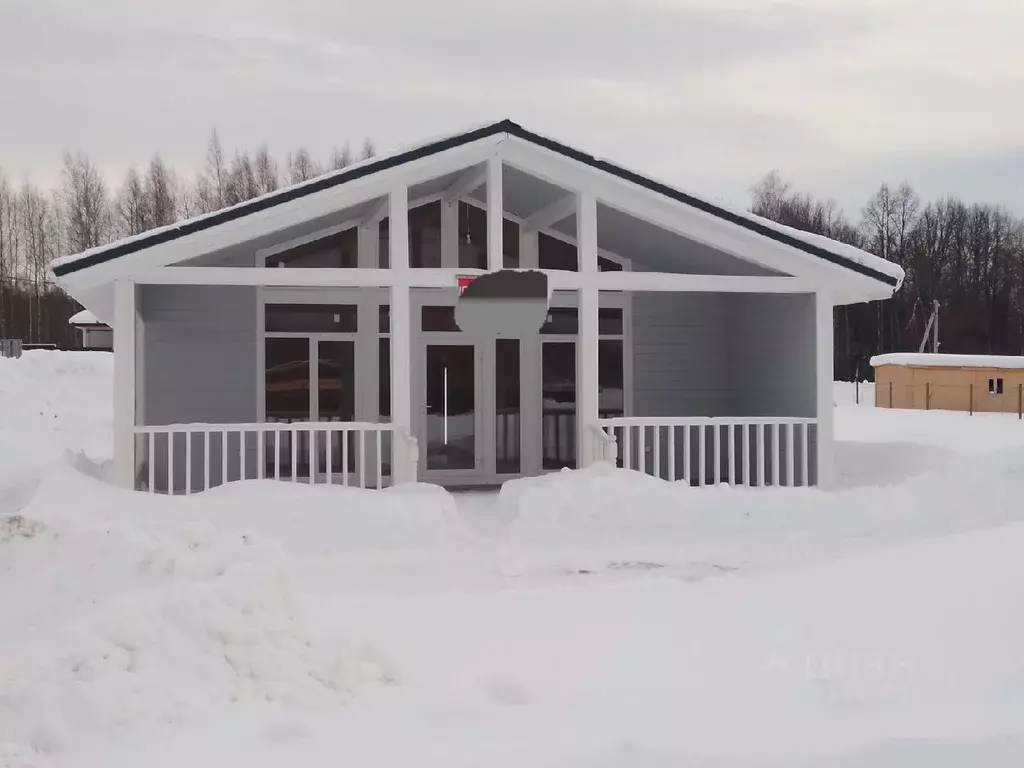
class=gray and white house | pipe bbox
[52,120,903,493]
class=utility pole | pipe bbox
[918,300,940,354]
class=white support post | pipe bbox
[113,279,137,489]
[389,183,413,483]
[357,224,378,269]
[520,334,543,477]
[815,292,834,488]
[521,230,539,270]
[486,156,503,272]
[441,198,459,268]
[356,224,378,430]
[577,192,599,467]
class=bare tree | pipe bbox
[253,144,279,195]
[286,147,320,184]
[360,138,376,160]
[146,155,177,227]
[224,151,260,206]
[204,128,227,212]
[61,151,110,253]
[0,170,13,337]
[116,167,150,237]
[328,142,353,170]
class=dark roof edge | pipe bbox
[53,118,898,287]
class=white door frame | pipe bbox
[414,335,487,485]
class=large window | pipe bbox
[266,229,358,268]
[539,305,626,469]
[378,201,444,269]
[458,202,520,269]
[265,338,311,422]
[538,232,623,272]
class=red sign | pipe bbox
[457,275,476,295]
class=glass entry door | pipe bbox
[422,342,482,482]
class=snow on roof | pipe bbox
[69,309,104,326]
[871,353,1024,370]
[745,212,905,285]
[50,119,903,290]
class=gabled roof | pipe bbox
[51,119,902,288]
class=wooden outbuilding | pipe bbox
[871,353,1024,414]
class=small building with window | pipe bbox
[51,120,903,494]
[69,309,113,350]
[871,353,1024,413]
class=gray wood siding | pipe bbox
[726,293,816,418]
[631,292,729,417]
[627,290,817,485]
[140,285,258,425]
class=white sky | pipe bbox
[2,0,1022,217]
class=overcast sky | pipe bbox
[2,0,1022,217]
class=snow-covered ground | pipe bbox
[2,353,1024,767]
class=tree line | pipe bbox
[0,131,375,346]
[749,171,1024,381]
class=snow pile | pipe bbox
[0,470,400,761]
[0,351,113,513]
[195,480,464,555]
[497,441,1024,581]
[500,463,690,534]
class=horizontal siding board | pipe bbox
[632,292,728,418]
[141,285,257,427]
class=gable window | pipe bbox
[457,202,520,269]
[410,201,442,268]
[266,228,357,268]
[378,201,444,269]
[537,232,623,272]
[539,232,576,271]
[989,377,1004,395]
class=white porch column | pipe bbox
[113,278,137,489]
[357,223,378,269]
[486,156,503,271]
[389,183,413,482]
[520,230,539,270]
[441,198,459,268]
[356,223,378,424]
[815,292,835,488]
[577,192,599,467]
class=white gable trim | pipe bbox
[496,137,890,299]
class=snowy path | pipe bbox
[2,355,1024,766]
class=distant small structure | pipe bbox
[872,353,1024,414]
[69,309,113,351]
[1,339,23,359]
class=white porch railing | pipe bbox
[587,423,619,465]
[133,421,419,495]
[596,417,818,487]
